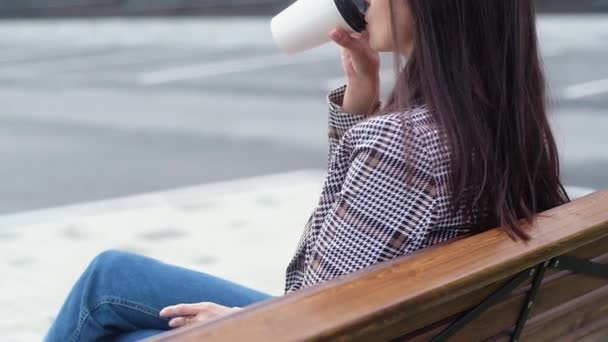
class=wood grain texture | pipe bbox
[486,283,608,342]
[558,316,608,342]
[144,190,608,342]
[399,237,608,341]
[399,254,608,341]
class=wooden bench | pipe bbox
[145,190,608,342]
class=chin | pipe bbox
[369,37,390,52]
[368,38,381,52]
[372,44,392,53]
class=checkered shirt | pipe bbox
[284,85,478,294]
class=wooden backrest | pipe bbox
[145,190,608,342]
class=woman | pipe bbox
[44,0,569,341]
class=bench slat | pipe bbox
[521,283,608,341]
[487,283,608,341]
[403,254,608,341]
[559,316,608,342]
[145,190,608,342]
[397,245,608,341]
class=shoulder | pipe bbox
[348,106,446,161]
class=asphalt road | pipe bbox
[0,15,606,214]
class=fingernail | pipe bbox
[331,30,343,40]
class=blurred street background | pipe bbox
[0,1,606,340]
[0,1,606,214]
[0,0,607,17]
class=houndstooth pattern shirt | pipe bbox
[284,85,478,295]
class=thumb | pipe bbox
[330,29,365,51]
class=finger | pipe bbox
[330,28,363,51]
[340,48,352,62]
[160,303,207,317]
[163,303,204,317]
[333,27,370,46]
[350,29,370,39]
[168,316,191,328]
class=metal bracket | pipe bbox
[510,261,548,342]
[431,268,533,342]
[551,255,608,279]
[429,254,608,342]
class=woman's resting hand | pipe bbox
[159,302,244,328]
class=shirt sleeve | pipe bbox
[327,84,382,166]
[301,116,438,288]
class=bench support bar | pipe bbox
[430,255,608,342]
[553,255,608,279]
[511,261,548,341]
[430,267,534,342]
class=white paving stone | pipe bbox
[0,168,594,341]
[0,170,325,341]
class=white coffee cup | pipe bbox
[271,0,368,55]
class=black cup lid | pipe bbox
[334,0,368,33]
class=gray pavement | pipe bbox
[0,15,607,214]
[0,15,606,341]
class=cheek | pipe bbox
[370,21,395,52]
[366,1,398,52]
[396,2,415,46]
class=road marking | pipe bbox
[138,53,333,85]
[564,78,608,99]
[0,48,133,78]
[0,47,117,66]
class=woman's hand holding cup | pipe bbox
[330,28,380,115]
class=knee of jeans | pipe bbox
[89,249,137,277]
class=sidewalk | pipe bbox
[0,171,594,341]
[0,170,325,342]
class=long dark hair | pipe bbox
[378,0,569,240]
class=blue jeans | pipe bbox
[44,249,277,342]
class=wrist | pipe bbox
[346,77,379,93]
[343,82,380,115]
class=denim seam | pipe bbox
[69,307,99,342]
[90,296,165,317]
[69,296,169,342]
